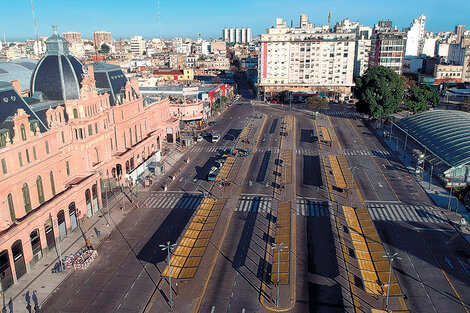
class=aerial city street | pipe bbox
[0,1,470,312]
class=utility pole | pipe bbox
[447,170,456,211]
[271,242,288,307]
[160,241,177,308]
[382,252,401,311]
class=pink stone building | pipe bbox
[0,28,179,290]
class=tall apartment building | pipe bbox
[354,38,371,77]
[222,28,252,43]
[404,14,426,57]
[455,25,466,43]
[62,32,82,43]
[92,31,112,49]
[448,37,470,82]
[258,14,356,99]
[370,20,406,75]
[130,36,146,55]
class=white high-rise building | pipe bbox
[130,36,146,55]
[229,28,235,43]
[258,14,356,99]
[405,14,426,56]
[419,35,438,57]
[223,28,252,43]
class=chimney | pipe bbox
[87,63,95,80]
[10,79,21,94]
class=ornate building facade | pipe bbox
[0,28,179,290]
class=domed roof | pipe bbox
[30,26,86,101]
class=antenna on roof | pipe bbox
[31,0,41,55]
[328,11,332,30]
[157,0,162,39]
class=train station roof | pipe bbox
[394,110,470,168]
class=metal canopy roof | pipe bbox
[394,110,470,168]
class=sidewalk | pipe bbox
[2,145,186,313]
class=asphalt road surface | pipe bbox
[42,99,470,313]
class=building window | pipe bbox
[50,171,56,196]
[36,176,45,204]
[20,124,27,141]
[45,141,50,154]
[134,125,138,143]
[95,123,98,134]
[129,128,133,146]
[88,125,93,136]
[73,108,78,119]
[66,161,70,176]
[79,129,83,140]
[26,149,31,163]
[18,152,23,167]
[22,183,32,213]
[110,138,113,150]
[33,146,37,160]
[61,131,65,143]
[1,158,7,174]
[8,193,15,222]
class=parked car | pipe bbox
[212,134,220,143]
[208,121,219,126]
[197,135,203,142]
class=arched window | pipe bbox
[7,193,15,222]
[20,124,27,141]
[50,171,56,196]
[73,108,78,119]
[22,183,31,213]
[36,176,44,204]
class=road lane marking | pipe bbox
[347,119,400,202]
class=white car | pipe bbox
[197,135,203,142]
[212,134,220,143]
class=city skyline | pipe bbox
[0,0,469,41]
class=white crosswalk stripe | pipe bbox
[343,149,392,158]
[324,111,363,117]
[235,196,273,213]
[145,194,203,210]
[296,199,329,217]
[367,203,447,223]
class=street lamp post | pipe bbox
[447,170,456,211]
[428,165,434,191]
[160,241,177,308]
[271,242,288,307]
[382,252,401,311]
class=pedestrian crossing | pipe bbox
[343,149,392,158]
[367,203,447,224]
[296,199,329,217]
[146,194,203,210]
[324,111,363,117]
[235,196,273,213]
[234,196,330,217]
[191,146,228,153]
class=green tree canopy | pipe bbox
[405,85,440,114]
[355,66,404,118]
[100,43,110,54]
[306,97,329,110]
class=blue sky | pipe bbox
[0,0,469,41]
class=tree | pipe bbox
[100,43,110,54]
[405,85,440,114]
[355,66,404,118]
[306,97,329,110]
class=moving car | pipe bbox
[212,134,220,143]
[207,166,219,181]
[197,135,203,142]
[208,121,219,126]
